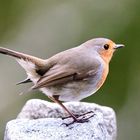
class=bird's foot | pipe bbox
[61,111,94,120]
[62,118,89,126]
[62,111,95,126]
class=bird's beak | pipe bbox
[114,44,125,49]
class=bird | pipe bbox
[0,38,124,125]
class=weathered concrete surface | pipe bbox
[4,99,117,140]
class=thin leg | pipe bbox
[48,96,95,126]
[48,96,78,121]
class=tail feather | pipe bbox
[0,47,45,67]
[0,47,25,59]
[0,47,46,83]
[16,78,32,85]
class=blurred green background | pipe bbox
[0,0,139,139]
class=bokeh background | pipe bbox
[0,0,139,139]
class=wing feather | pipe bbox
[31,49,101,90]
[32,69,76,89]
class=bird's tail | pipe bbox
[0,47,45,84]
[0,47,45,65]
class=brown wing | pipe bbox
[31,46,101,89]
[32,67,76,89]
[31,65,99,90]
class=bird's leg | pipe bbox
[48,96,95,126]
[48,95,78,121]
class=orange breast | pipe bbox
[96,63,109,90]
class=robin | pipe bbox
[0,38,124,125]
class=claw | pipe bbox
[62,111,94,120]
[62,118,89,126]
[61,111,95,126]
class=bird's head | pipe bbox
[84,38,124,63]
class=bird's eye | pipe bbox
[104,44,109,50]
